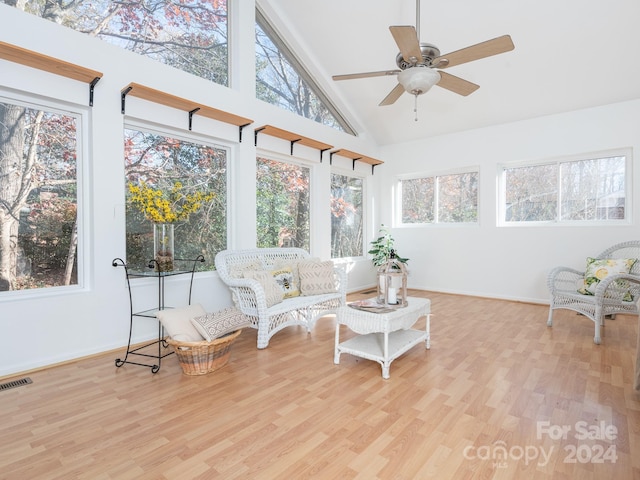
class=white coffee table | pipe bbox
[334,297,431,379]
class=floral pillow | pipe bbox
[577,257,637,300]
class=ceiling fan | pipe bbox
[332,0,515,109]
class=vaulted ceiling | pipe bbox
[260,0,640,146]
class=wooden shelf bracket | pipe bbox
[330,149,383,175]
[0,41,103,106]
[254,125,333,162]
[120,83,253,142]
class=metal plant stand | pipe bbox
[112,256,204,373]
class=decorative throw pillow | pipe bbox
[190,307,249,342]
[156,303,206,342]
[577,257,637,300]
[243,270,284,307]
[298,260,338,295]
[271,267,300,298]
[229,260,262,278]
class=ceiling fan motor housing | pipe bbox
[396,43,441,69]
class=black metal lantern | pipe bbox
[376,250,408,307]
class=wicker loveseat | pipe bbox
[215,248,347,348]
[547,240,640,344]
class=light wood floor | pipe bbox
[1,290,639,479]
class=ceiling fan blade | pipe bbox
[389,26,423,64]
[332,70,400,81]
[433,35,514,69]
[436,71,479,96]
[379,83,405,106]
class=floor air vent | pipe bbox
[0,377,32,391]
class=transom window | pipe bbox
[500,150,629,224]
[255,8,354,134]
[9,0,228,86]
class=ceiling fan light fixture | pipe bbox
[398,67,441,95]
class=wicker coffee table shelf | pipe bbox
[334,297,431,379]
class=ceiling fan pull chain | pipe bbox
[414,94,419,122]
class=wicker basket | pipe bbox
[166,329,242,375]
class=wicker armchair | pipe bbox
[547,240,640,344]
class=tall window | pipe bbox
[255,8,353,134]
[400,171,478,224]
[124,127,226,271]
[256,157,310,251]
[7,0,228,86]
[331,173,363,258]
[0,99,81,292]
[501,151,628,223]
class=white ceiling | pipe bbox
[260,0,640,146]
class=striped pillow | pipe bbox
[299,260,337,295]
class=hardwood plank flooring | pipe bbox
[1,290,639,479]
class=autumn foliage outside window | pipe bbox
[124,128,226,272]
[331,173,363,258]
[256,157,310,251]
[0,100,80,291]
[6,0,229,86]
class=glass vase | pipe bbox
[153,223,175,272]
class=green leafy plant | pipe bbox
[368,225,409,267]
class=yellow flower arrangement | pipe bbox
[128,181,214,223]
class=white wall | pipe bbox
[0,4,378,377]
[379,100,640,304]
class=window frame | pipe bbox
[498,148,632,227]
[396,166,481,227]
[330,167,366,260]
[123,117,233,273]
[0,88,89,299]
[255,6,356,135]
[255,149,315,253]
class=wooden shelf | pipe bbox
[330,149,384,174]
[254,125,333,161]
[121,82,253,142]
[0,41,103,105]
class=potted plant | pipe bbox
[368,225,409,267]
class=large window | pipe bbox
[256,156,310,251]
[501,151,629,224]
[331,173,363,258]
[124,127,226,271]
[7,0,228,86]
[0,98,81,292]
[400,170,478,224]
[255,8,353,134]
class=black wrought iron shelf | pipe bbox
[112,255,205,373]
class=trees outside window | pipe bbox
[124,127,226,271]
[502,152,627,223]
[255,8,353,134]
[0,99,80,291]
[331,173,363,258]
[256,157,310,251]
[400,171,478,225]
[5,0,228,86]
